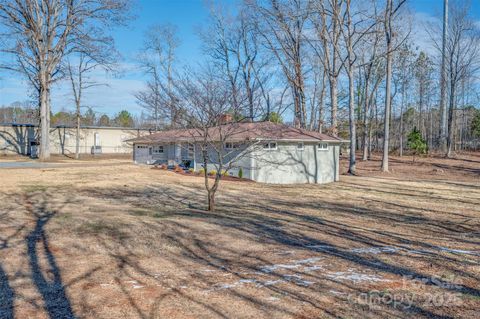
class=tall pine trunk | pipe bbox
[381,0,393,172]
[382,48,392,172]
[439,0,449,152]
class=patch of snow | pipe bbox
[351,246,399,254]
[304,265,323,272]
[437,247,479,255]
[283,274,315,286]
[267,296,280,301]
[260,264,300,273]
[260,279,285,287]
[408,249,431,255]
[326,270,390,283]
[133,285,144,289]
[293,257,322,264]
[216,283,239,290]
[259,257,323,274]
[330,290,347,296]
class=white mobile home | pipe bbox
[128,121,344,184]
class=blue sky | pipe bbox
[0,0,479,117]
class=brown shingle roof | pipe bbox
[127,121,343,144]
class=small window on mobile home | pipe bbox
[297,142,304,150]
[318,143,328,151]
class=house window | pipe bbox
[225,142,239,150]
[188,143,194,158]
[297,142,304,151]
[263,142,277,150]
[318,143,328,151]
[152,145,164,154]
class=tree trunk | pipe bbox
[317,71,326,133]
[381,1,393,172]
[348,67,356,174]
[207,191,215,211]
[382,48,392,172]
[299,86,307,129]
[75,103,81,160]
[446,81,455,157]
[247,84,254,121]
[362,78,370,161]
[330,76,338,136]
[375,95,379,153]
[439,0,449,152]
[399,81,405,157]
[38,79,50,161]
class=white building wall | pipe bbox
[0,124,151,156]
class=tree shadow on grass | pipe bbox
[82,182,479,318]
[0,264,14,319]
[24,195,76,319]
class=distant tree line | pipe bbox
[0,103,138,128]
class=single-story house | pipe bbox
[127,121,344,184]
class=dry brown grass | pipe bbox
[0,155,479,318]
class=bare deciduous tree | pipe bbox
[381,0,406,172]
[0,0,130,160]
[67,49,117,159]
[251,0,311,128]
[443,3,480,157]
[136,24,180,130]
[172,66,258,211]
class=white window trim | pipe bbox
[263,142,277,151]
[297,142,304,151]
[318,143,328,151]
[225,142,241,150]
[152,145,164,154]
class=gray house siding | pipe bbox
[193,143,252,178]
[252,142,339,184]
[133,143,177,165]
[133,141,340,184]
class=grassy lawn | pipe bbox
[0,154,479,318]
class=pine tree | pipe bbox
[407,127,427,162]
[471,110,480,138]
